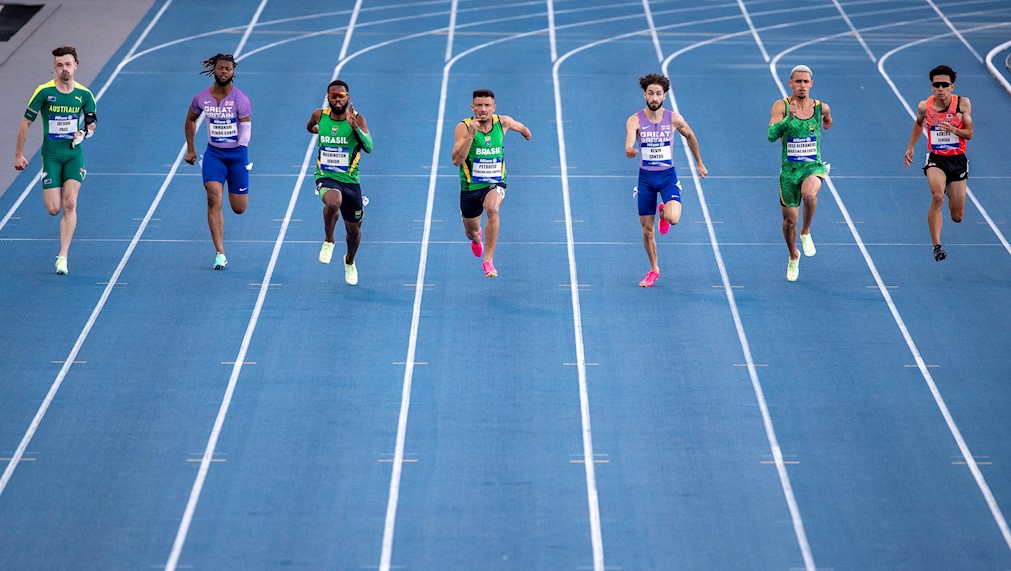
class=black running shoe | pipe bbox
[933,244,946,262]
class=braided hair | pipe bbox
[200,53,237,77]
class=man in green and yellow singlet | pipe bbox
[451,88,531,278]
[14,46,97,275]
[768,64,832,282]
[307,80,373,286]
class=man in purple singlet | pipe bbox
[624,73,707,288]
[184,53,252,270]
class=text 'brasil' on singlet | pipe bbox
[779,98,823,166]
[25,80,97,155]
[924,94,966,156]
[190,86,251,149]
[314,110,363,184]
[637,108,676,171]
[460,115,505,191]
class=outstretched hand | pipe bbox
[346,103,358,128]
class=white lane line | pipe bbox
[925,0,984,62]
[985,38,1011,95]
[830,0,876,62]
[651,2,817,569]
[163,2,379,568]
[772,3,1011,553]
[876,21,1011,258]
[0,0,179,498]
[737,0,770,62]
[548,1,605,569]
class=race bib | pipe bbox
[209,118,238,142]
[928,127,959,151]
[472,157,503,183]
[48,114,78,140]
[641,142,673,167]
[320,146,350,172]
[787,136,818,162]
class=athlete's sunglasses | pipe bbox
[932,81,951,88]
[331,91,350,98]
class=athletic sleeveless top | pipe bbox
[924,95,966,156]
[315,109,362,183]
[779,98,823,165]
[460,114,505,191]
[190,86,251,149]
[636,109,675,171]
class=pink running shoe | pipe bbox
[658,204,670,235]
[471,229,483,257]
[482,260,498,277]
[639,270,660,287]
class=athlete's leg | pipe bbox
[945,179,966,223]
[343,219,362,265]
[799,174,822,235]
[227,193,247,215]
[43,187,63,216]
[660,200,682,226]
[640,214,659,272]
[322,188,342,243]
[205,181,226,254]
[782,205,799,259]
[481,187,505,262]
[57,180,81,258]
[925,167,947,246]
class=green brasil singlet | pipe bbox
[460,115,505,191]
[25,80,97,156]
[774,98,827,208]
[314,109,363,184]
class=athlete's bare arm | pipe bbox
[184,107,201,165]
[451,120,478,167]
[499,115,531,140]
[903,100,928,168]
[821,102,832,130]
[672,113,707,178]
[306,109,322,134]
[624,113,639,158]
[14,116,32,170]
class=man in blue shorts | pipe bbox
[624,73,708,287]
[184,53,252,270]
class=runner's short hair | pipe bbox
[473,88,495,99]
[329,80,349,92]
[639,73,670,92]
[929,64,956,82]
[52,46,78,63]
[790,65,812,79]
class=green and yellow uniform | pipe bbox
[314,109,364,188]
[459,115,506,191]
[25,80,96,189]
[768,98,827,208]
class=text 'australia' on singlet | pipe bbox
[637,108,675,171]
[190,86,251,149]
[25,80,97,155]
[780,98,823,165]
[924,95,966,156]
[460,115,505,191]
[314,110,362,184]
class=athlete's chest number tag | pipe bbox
[473,157,503,182]
[321,146,350,171]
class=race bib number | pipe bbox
[472,157,503,183]
[928,127,959,151]
[209,118,238,143]
[320,146,350,172]
[48,114,78,140]
[641,142,673,167]
[787,136,818,162]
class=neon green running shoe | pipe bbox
[786,254,799,282]
[800,233,816,257]
[213,252,228,270]
[319,241,335,264]
[344,255,358,286]
[55,256,68,275]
